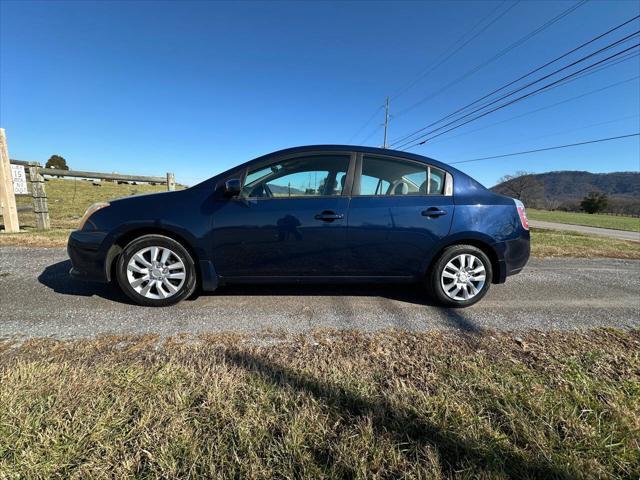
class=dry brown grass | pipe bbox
[0,227,72,247]
[1,329,638,479]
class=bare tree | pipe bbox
[493,171,543,207]
[543,197,561,211]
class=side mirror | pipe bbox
[224,178,242,197]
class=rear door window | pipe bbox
[358,156,446,196]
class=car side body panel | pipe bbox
[210,196,352,277]
[346,194,454,276]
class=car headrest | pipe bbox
[393,182,409,195]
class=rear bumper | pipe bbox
[67,230,109,283]
[494,230,530,283]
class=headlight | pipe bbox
[78,202,110,230]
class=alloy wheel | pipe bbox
[126,246,186,300]
[440,253,486,301]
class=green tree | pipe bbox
[580,192,608,214]
[45,155,69,170]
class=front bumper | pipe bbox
[67,230,109,283]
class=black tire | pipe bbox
[116,234,197,307]
[427,244,492,308]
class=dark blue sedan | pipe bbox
[67,145,530,307]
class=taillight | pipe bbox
[514,199,529,230]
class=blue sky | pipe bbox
[1,0,638,187]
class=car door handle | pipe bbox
[422,207,447,218]
[314,211,344,222]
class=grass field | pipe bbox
[2,180,639,258]
[0,330,638,479]
[15,178,170,230]
[531,228,640,259]
[528,208,640,232]
[1,179,170,246]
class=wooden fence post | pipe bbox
[0,128,20,233]
[28,163,50,230]
[166,172,176,191]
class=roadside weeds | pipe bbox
[1,329,638,479]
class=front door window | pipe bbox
[242,155,350,198]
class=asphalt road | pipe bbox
[529,220,640,242]
[1,246,639,339]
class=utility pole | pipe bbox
[382,96,390,148]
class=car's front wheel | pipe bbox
[427,245,492,307]
[116,234,197,307]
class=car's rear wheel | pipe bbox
[427,245,492,307]
[116,235,197,307]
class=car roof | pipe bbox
[253,145,453,173]
[197,144,487,194]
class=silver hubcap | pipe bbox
[126,246,186,300]
[441,253,486,301]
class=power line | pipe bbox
[347,104,383,144]
[352,2,516,145]
[361,124,383,144]
[391,14,640,145]
[395,41,639,150]
[425,74,640,146]
[398,49,639,151]
[401,46,639,151]
[397,42,640,150]
[393,0,591,119]
[538,49,639,90]
[391,1,518,100]
[449,133,640,165]
[442,32,639,128]
[391,23,640,148]
[471,114,639,152]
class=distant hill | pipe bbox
[491,171,640,214]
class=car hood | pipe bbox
[108,189,179,205]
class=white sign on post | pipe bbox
[11,164,28,195]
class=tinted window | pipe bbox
[359,156,445,196]
[242,155,349,198]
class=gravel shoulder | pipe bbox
[1,246,639,339]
